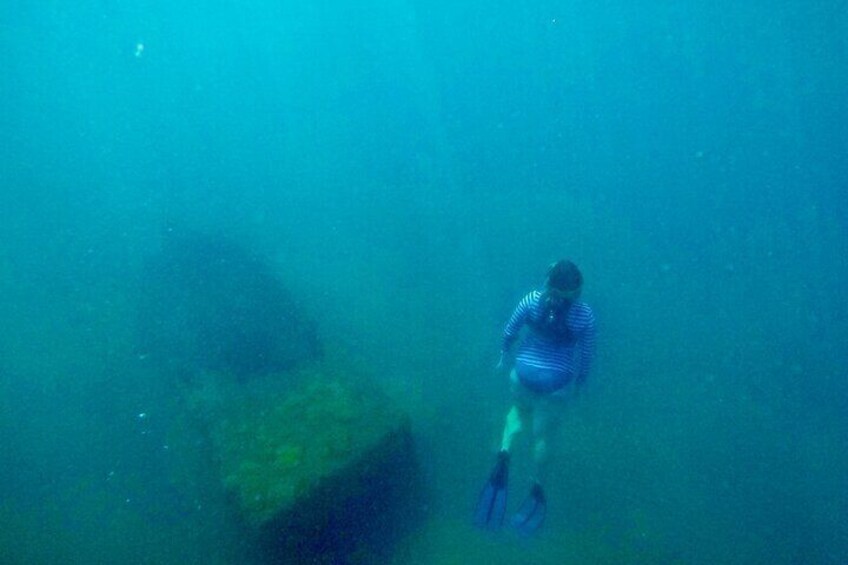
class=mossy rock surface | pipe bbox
[184,366,411,529]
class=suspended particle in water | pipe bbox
[134,42,145,58]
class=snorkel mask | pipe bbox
[542,260,583,318]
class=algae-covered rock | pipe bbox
[182,364,424,563]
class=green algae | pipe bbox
[181,363,407,527]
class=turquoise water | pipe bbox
[1,1,846,563]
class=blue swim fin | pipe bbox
[473,450,509,530]
[511,482,546,536]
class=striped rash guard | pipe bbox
[502,290,596,393]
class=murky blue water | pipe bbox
[2,1,845,563]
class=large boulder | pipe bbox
[136,230,320,380]
[180,365,425,564]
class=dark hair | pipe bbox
[546,260,582,291]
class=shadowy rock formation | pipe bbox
[137,230,320,380]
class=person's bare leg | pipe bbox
[501,369,530,452]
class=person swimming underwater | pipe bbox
[474,260,596,535]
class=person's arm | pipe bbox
[574,305,596,387]
[498,292,534,367]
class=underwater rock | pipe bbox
[182,369,425,564]
[259,422,421,564]
[136,230,321,380]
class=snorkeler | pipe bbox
[474,260,596,535]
